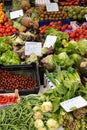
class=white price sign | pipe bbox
[25,42,42,56]
[60,96,87,112]
[44,35,57,48]
[85,14,87,21]
[10,10,23,19]
[46,3,59,12]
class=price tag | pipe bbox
[46,3,59,12]
[85,14,87,21]
[25,42,42,56]
[10,10,23,19]
[44,35,57,48]
[35,0,50,5]
[60,96,87,112]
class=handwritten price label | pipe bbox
[10,10,23,19]
[25,42,42,56]
[60,96,87,112]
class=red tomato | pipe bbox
[0,33,2,37]
[6,28,10,33]
[57,21,62,25]
[3,15,8,22]
[68,25,72,30]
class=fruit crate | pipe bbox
[0,63,40,96]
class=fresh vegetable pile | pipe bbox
[59,0,79,6]
[0,3,17,37]
[0,95,18,105]
[41,28,87,70]
[0,69,37,90]
[69,24,87,41]
[0,75,87,130]
[39,21,72,35]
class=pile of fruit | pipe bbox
[59,0,79,6]
[69,24,87,41]
[63,6,87,20]
[39,21,72,34]
[37,6,69,21]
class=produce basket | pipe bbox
[0,63,40,95]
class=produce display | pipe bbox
[0,95,18,105]
[63,6,87,20]
[37,6,69,21]
[0,80,87,129]
[69,24,87,41]
[39,21,72,34]
[0,0,87,130]
[59,0,79,6]
[0,69,37,90]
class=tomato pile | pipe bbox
[0,15,17,37]
[39,21,72,34]
[69,25,87,42]
[59,0,79,6]
[0,95,18,105]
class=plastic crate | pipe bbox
[39,19,70,27]
[0,63,40,95]
[4,0,12,11]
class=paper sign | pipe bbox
[60,96,87,112]
[10,10,23,19]
[46,3,59,12]
[44,35,57,48]
[35,0,50,5]
[85,14,87,21]
[25,42,42,56]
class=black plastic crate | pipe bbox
[4,0,12,11]
[0,63,40,95]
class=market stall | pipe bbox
[0,0,87,130]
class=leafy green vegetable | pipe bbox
[41,54,54,70]
[70,53,82,65]
[0,50,21,65]
[0,37,12,54]
[53,52,74,68]
[46,28,69,41]
[26,54,38,64]
[77,39,87,55]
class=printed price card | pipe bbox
[10,10,23,19]
[25,42,42,56]
[60,96,87,112]
[46,3,59,12]
[44,35,57,48]
[85,14,87,21]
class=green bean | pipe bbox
[0,109,5,122]
[0,124,18,130]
